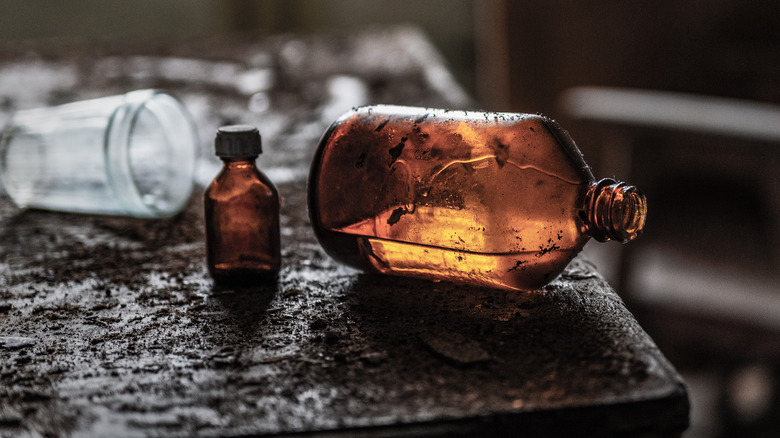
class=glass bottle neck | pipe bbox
[581,178,647,243]
[221,156,258,169]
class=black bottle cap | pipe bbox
[215,125,262,157]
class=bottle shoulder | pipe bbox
[205,165,278,200]
[320,106,593,184]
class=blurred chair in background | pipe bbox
[476,2,780,435]
[559,86,780,437]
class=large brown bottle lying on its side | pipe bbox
[308,106,646,291]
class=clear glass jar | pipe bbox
[0,90,198,218]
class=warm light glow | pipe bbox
[357,235,580,291]
[310,105,638,290]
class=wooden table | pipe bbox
[0,27,688,437]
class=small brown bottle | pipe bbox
[205,125,281,283]
[308,105,646,291]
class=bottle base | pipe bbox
[210,268,279,287]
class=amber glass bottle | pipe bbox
[205,125,281,283]
[308,106,646,291]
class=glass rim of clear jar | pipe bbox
[105,89,197,218]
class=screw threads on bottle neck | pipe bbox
[581,179,647,243]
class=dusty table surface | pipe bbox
[0,27,688,437]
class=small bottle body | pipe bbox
[308,105,601,291]
[205,159,281,282]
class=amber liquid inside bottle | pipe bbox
[205,158,281,282]
[308,105,645,291]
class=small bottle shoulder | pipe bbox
[205,161,278,200]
